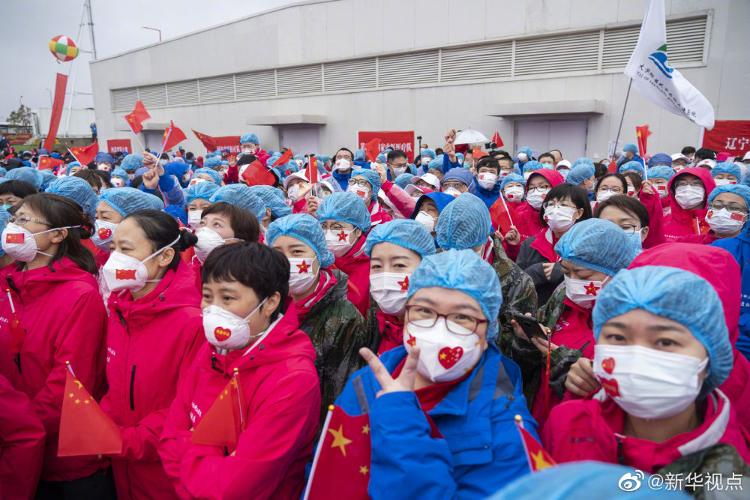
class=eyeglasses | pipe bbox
[599,187,623,194]
[405,304,487,335]
[10,215,51,227]
[710,201,747,214]
[542,200,576,210]
[527,187,549,194]
[620,225,641,235]
[348,179,370,188]
[442,182,465,190]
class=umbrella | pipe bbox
[454,128,489,145]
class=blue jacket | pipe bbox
[469,181,501,208]
[442,154,462,174]
[334,345,537,499]
[713,231,750,360]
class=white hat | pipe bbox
[743,151,750,161]
[405,184,429,197]
[556,159,572,169]
[695,159,716,169]
[282,171,308,189]
[418,172,441,190]
[671,153,691,163]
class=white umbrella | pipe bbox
[454,128,489,145]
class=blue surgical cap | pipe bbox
[316,191,371,231]
[364,219,436,259]
[435,193,492,250]
[6,167,42,189]
[111,167,129,183]
[39,170,57,191]
[593,266,733,393]
[555,219,638,276]
[501,173,525,190]
[0,166,6,177]
[376,153,387,163]
[623,143,638,154]
[566,163,596,185]
[619,160,645,177]
[240,133,259,145]
[428,155,444,171]
[711,161,742,182]
[194,167,223,185]
[267,214,334,269]
[648,153,672,167]
[522,160,543,174]
[164,161,189,179]
[65,162,81,176]
[121,154,143,172]
[394,173,415,189]
[647,166,675,182]
[95,152,114,164]
[99,187,164,218]
[443,168,473,187]
[0,207,10,257]
[408,249,502,338]
[248,185,292,220]
[420,148,436,160]
[707,184,750,213]
[203,156,223,170]
[354,149,366,162]
[210,184,266,219]
[185,182,220,205]
[45,176,98,220]
[351,168,381,201]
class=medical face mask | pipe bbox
[444,187,462,198]
[287,184,306,202]
[370,272,410,315]
[596,189,618,203]
[325,228,354,257]
[504,185,524,202]
[655,183,669,198]
[203,298,267,351]
[420,157,431,166]
[477,172,498,190]
[195,227,237,263]
[393,166,407,177]
[593,344,708,419]
[92,220,118,251]
[706,208,746,235]
[405,318,483,383]
[517,153,529,163]
[714,178,736,187]
[287,257,318,295]
[526,188,548,210]
[241,145,257,155]
[564,275,607,309]
[102,234,180,292]
[334,159,352,172]
[1,222,79,263]
[187,210,203,230]
[347,183,370,202]
[414,211,436,232]
[675,185,705,209]
[544,205,578,233]
[558,168,570,180]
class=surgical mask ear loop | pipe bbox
[141,233,182,283]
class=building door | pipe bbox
[514,119,588,159]
[278,126,320,155]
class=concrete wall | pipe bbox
[90,0,750,159]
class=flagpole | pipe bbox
[66,147,82,165]
[612,78,633,159]
[302,405,335,500]
[131,131,147,154]
[65,360,77,379]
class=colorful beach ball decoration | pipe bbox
[49,35,79,63]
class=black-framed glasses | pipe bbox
[710,201,747,214]
[405,304,487,335]
[9,215,51,227]
[348,178,370,188]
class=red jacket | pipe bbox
[159,302,320,500]
[638,190,666,248]
[662,168,715,243]
[0,373,45,499]
[333,235,371,316]
[101,262,203,500]
[0,258,109,481]
[368,200,393,227]
[543,390,750,472]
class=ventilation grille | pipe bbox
[324,58,376,92]
[166,80,198,106]
[379,50,438,87]
[441,41,512,82]
[198,75,234,102]
[235,70,276,99]
[137,84,167,108]
[277,65,323,95]
[515,31,600,76]
[111,88,138,111]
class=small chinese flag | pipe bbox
[306,156,319,185]
[240,160,277,187]
[115,269,137,280]
[364,138,381,162]
[489,196,514,235]
[192,130,218,152]
[272,148,294,168]
[192,376,242,449]
[304,405,371,500]
[5,233,24,244]
[69,142,99,166]
[38,156,65,171]
[161,121,187,152]
[125,100,151,134]
[58,368,122,457]
[635,124,651,158]
[6,289,25,354]
[491,131,504,147]
[694,217,710,236]
[608,159,618,174]
[514,415,555,472]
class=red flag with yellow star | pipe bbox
[125,100,150,134]
[514,416,554,472]
[192,375,243,449]
[69,142,99,166]
[304,405,371,500]
[58,369,122,457]
[161,121,187,153]
[635,124,651,158]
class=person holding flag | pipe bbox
[347,168,393,226]
[662,167,716,242]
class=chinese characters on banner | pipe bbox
[106,139,132,154]
[357,131,415,162]
[702,120,750,158]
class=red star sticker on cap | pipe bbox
[337,230,348,241]
[584,281,600,296]
[397,275,409,291]
[406,334,416,347]
[296,260,310,273]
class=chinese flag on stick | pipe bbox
[608,159,618,174]
[364,138,381,162]
[161,121,187,153]
[38,156,65,171]
[489,196,514,235]
[124,100,151,134]
[193,130,218,152]
[192,369,243,449]
[304,405,371,500]
[69,142,99,166]
[58,363,122,457]
[272,148,294,168]
[491,131,504,147]
[635,124,651,158]
[514,415,555,472]
[306,156,319,185]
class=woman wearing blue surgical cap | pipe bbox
[248,184,292,231]
[704,184,750,243]
[543,266,750,476]
[267,214,366,421]
[335,249,539,497]
[184,182,219,229]
[347,168,393,226]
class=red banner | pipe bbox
[212,136,242,153]
[43,73,69,151]
[702,120,750,158]
[107,139,132,154]
[357,131,415,161]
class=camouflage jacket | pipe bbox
[657,444,750,499]
[297,270,369,423]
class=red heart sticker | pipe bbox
[438,346,463,369]
[98,227,112,240]
[602,357,615,374]
[214,327,231,342]
[599,377,620,398]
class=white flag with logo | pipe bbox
[624,0,715,129]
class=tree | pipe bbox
[7,104,32,127]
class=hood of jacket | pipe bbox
[667,167,716,222]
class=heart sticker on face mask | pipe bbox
[98,227,112,240]
[602,357,615,374]
[406,334,417,347]
[438,346,463,369]
[599,377,620,398]
[214,327,231,342]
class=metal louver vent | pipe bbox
[602,25,640,69]
[277,65,323,96]
[166,80,198,106]
[111,88,138,111]
[379,50,438,87]
[138,84,167,108]
[441,42,512,82]
[515,31,599,76]
[324,58,376,92]
[198,75,234,103]
[235,70,276,100]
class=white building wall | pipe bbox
[90,0,750,159]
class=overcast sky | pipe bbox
[2,0,298,120]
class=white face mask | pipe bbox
[287,257,317,295]
[324,228,354,258]
[287,184,303,202]
[517,152,529,162]
[202,298,267,351]
[370,272,410,315]
[1,222,75,263]
[92,220,118,252]
[444,187,462,198]
[334,158,352,172]
[241,145,257,155]
[477,172,498,190]
[393,166,407,177]
[347,183,370,202]
[102,234,179,292]
[97,163,111,172]
[564,276,607,309]
[526,188,548,209]
[558,168,570,180]
[420,157,431,166]
[675,185,705,209]
[596,189,618,203]
[504,185,524,202]
[404,318,483,383]
[593,344,708,419]
[713,178,736,186]
[706,208,746,235]
[111,178,126,188]
[195,227,236,264]
[414,211,436,232]
[544,205,578,233]
[187,210,203,230]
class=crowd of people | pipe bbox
[1,128,749,499]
